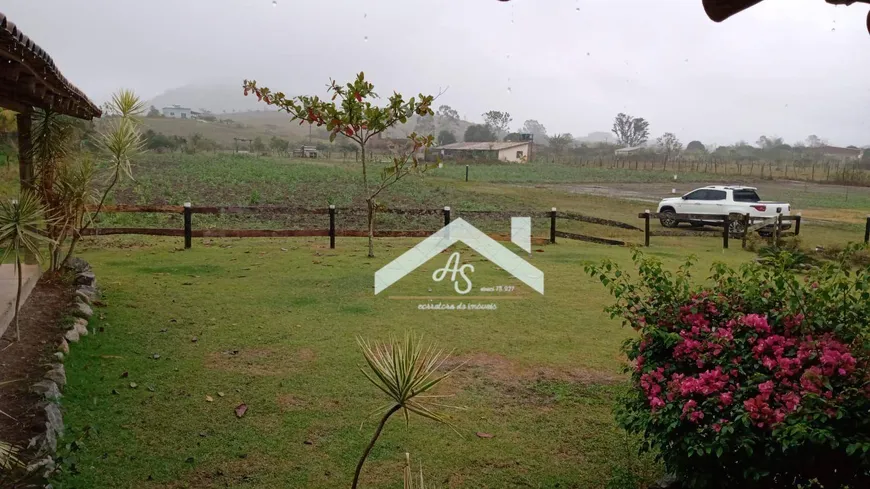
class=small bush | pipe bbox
[586,251,870,488]
[744,232,766,252]
[813,243,870,268]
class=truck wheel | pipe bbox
[659,209,678,228]
[728,216,746,236]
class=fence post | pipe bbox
[742,213,750,249]
[329,204,336,249]
[443,206,451,227]
[183,202,192,249]
[794,213,801,236]
[722,214,729,249]
[644,210,650,247]
[465,165,469,182]
[865,215,870,244]
[550,207,557,244]
[776,214,783,246]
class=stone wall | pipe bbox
[24,257,99,483]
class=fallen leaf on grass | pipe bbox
[217,392,225,397]
[191,336,198,343]
[235,403,248,418]
[206,395,214,402]
[129,382,138,389]
[120,371,129,378]
[152,354,161,360]
[476,432,494,439]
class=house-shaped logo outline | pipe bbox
[374,218,544,295]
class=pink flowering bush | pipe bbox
[586,250,870,488]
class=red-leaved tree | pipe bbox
[243,73,436,257]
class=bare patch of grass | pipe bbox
[204,347,316,376]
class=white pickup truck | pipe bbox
[656,186,790,234]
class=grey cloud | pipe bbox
[4,0,869,145]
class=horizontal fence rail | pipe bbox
[559,212,642,232]
[554,231,626,246]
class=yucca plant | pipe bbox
[30,108,76,272]
[0,380,23,472]
[59,89,144,267]
[0,440,21,472]
[0,191,52,341]
[352,334,461,489]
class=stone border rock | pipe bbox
[24,257,100,482]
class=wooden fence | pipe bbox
[87,204,870,251]
[636,211,802,249]
[81,204,649,249]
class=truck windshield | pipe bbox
[733,189,761,202]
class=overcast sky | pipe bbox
[4,0,870,146]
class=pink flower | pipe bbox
[758,380,774,398]
[719,392,733,406]
[741,314,770,333]
[682,399,697,415]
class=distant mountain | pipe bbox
[147,83,272,114]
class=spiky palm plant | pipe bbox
[30,108,75,271]
[0,440,21,471]
[0,380,23,472]
[0,191,51,341]
[60,89,144,267]
[352,334,461,489]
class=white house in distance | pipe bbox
[162,105,193,119]
[437,141,533,163]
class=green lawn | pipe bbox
[55,235,753,489]
[10,151,860,488]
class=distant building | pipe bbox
[292,145,318,158]
[614,145,646,156]
[162,105,193,119]
[811,145,863,161]
[437,141,532,163]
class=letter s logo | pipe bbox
[455,263,474,294]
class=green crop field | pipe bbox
[90,154,868,246]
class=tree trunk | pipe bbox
[351,405,400,489]
[360,142,374,258]
[14,254,22,342]
[366,198,375,258]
